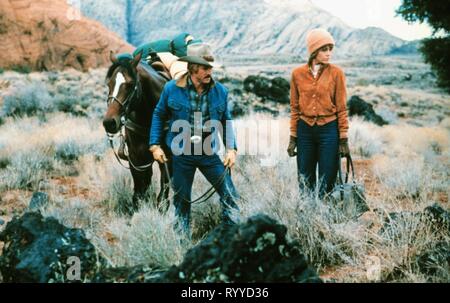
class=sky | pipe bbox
[310,0,433,41]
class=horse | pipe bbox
[102,51,172,215]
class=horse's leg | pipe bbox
[127,135,153,215]
[130,166,153,214]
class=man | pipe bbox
[149,42,239,237]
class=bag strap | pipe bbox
[336,154,356,201]
[337,155,345,200]
[344,154,356,184]
[337,155,356,183]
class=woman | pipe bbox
[287,28,350,197]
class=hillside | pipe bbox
[72,0,414,57]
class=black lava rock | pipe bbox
[416,241,450,277]
[161,214,321,283]
[380,204,450,248]
[347,96,388,126]
[0,212,105,282]
[0,213,321,283]
[93,265,166,283]
[244,75,290,104]
[28,192,49,211]
[423,203,450,233]
[228,93,248,117]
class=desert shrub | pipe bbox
[348,118,383,157]
[372,155,443,199]
[41,198,104,233]
[11,65,31,74]
[373,156,422,197]
[191,201,222,241]
[54,94,90,116]
[2,80,55,117]
[54,138,108,164]
[0,150,54,191]
[373,210,449,282]
[90,206,188,268]
[236,157,364,269]
[355,78,371,86]
[103,168,135,215]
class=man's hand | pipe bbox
[287,136,297,157]
[149,145,168,164]
[339,138,350,157]
[223,149,237,169]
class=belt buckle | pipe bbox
[190,135,202,144]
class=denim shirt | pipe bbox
[149,73,237,154]
[186,76,210,132]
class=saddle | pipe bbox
[151,60,171,81]
[146,51,187,80]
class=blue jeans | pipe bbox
[172,153,240,236]
[296,119,339,197]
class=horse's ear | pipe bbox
[110,51,118,64]
[132,50,143,68]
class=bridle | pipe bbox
[106,78,140,118]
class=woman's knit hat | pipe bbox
[306,28,335,55]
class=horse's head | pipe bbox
[103,51,143,134]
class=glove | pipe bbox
[223,149,237,168]
[339,138,350,157]
[149,145,168,164]
[287,136,297,157]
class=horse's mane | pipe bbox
[106,56,162,82]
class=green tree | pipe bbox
[397,0,450,91]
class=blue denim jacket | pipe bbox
[149,73,237,154]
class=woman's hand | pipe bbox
[287,136,297,157]
[339,138,350,157]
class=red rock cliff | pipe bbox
[0,0,134,71]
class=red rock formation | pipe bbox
[0,0,134,72]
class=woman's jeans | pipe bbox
[296,119,339,197]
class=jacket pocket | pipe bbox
[210,103,226,120]
[168,99,183,110]
[168,99,189,120]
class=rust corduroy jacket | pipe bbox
[290,63,349,139]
